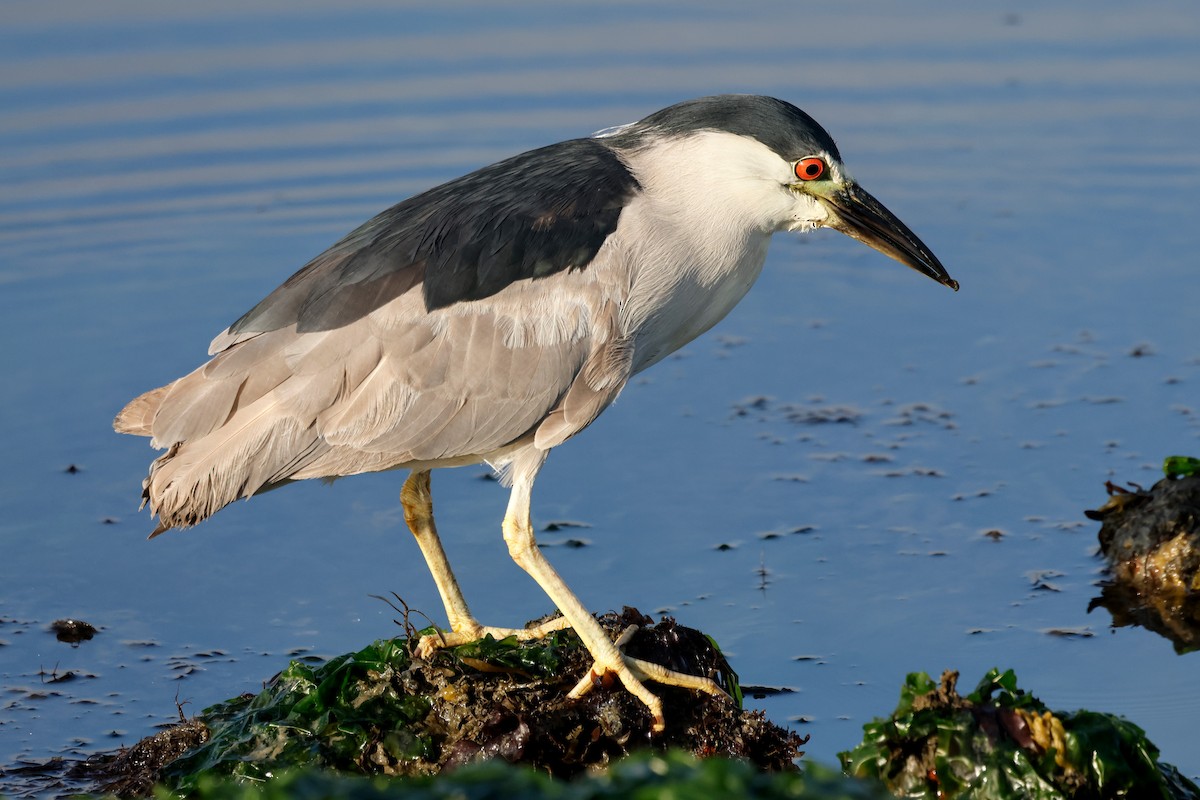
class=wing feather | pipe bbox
[223,138,637,338]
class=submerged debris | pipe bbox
[840,669,1199,799]
[1086,467,1200,653]
[65,609,804,796]
[729,395,864,425]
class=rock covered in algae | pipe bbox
[1086,470,1200,653]
[84,609,805,795]
[840,669,1199,800]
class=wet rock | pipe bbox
[1086,475,1200,653]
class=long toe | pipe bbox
[623,654,729,698]
[568,657,668,732]
[566,626,730,733]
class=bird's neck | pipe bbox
[620,219,771,374]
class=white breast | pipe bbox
[603,130,795,373]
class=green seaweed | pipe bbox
[156,618,774,793]
[156,750,891,800]
[447,628,570,676]
[840,669,1199,799]
[1164,455,1200,479]
[161,631,583,790]
[163,638,434,791]
[703,633,744,709]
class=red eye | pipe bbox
[795,157,825,181]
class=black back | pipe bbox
[229,138,639,335]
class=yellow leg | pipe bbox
[401,470,572,657]
[403,458,727,732]
[497,450,728,732]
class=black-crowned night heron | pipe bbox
[116,95,956,730]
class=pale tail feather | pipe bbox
[141,397,321,534]
[113,382,175,436]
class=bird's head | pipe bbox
[612,95,958,291]
[781,148,958,292]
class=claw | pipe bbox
[565,629,729,734]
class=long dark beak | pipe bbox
[823,183,958,291]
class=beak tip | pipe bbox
[828,184,959,295]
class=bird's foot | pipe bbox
[415,614,572,660]
[567,625,729,733]
[419,617,728,733]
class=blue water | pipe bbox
[2,2,1198,787]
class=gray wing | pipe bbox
[297,287,611,473]
[120,258,634,530]
[221,138,639,342]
